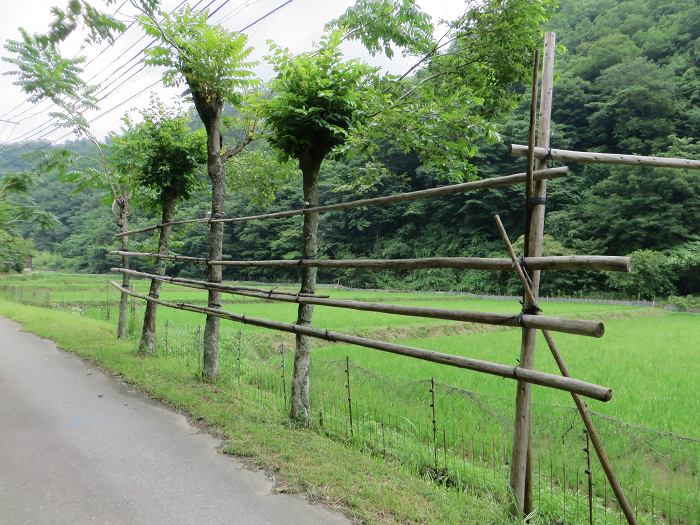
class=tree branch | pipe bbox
[222,117,257,161]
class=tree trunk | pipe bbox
[202,107,224,381]
[117,198,130,339]
[138,197,176,355]
[290,151,323,425]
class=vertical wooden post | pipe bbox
[495,214,637,525]
[117,199,130,339]
[510,31,556,518]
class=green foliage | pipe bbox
[329,0,434,58]
[548,165,700,255]
[0,171,59,233]
[0,230,33,272]
[3,0,125,131]
[3,31,97,111]
[6,0,699,304]
[607,250,677,299]
[437,0,557,116]
[261,31,377,162]
[666,294,700,311]
[140,5,256,111]
[43,0,125,46]
[347,0,556,181]
[667,240,700,295]
[226,146,299,207]
[110,100,207,208]
[551,0,700,152]
[33,250,70,271]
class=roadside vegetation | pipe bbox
[1,272,698,524]
[1,0,699,523]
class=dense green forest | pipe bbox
[3,0,699,301]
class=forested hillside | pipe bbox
[4,0,700,300]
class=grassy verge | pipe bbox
[3,273,697,523]
[0,300,513,525]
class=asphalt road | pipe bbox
[0,317,349,525]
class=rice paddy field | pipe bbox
[1,271,698,524]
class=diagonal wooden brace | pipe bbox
[494,214,637,525]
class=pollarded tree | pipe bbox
[261,31,377,424]
[137,3,258,380]
[2,0,136,337]
[110,100,206,355]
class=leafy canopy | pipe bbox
[110,100,207,208]
[331,0,557,181]
[261,31,377,162]
[140,5,256,110]
[226,147,300,207]
[329,0,434,58]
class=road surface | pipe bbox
[0,316,349,525]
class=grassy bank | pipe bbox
[0,300,509,524]
[1,272,698,524]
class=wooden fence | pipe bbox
[108,32,700,524]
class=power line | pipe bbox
[238,0,292,32]
[0,0,219,150]
[0,0,193,139]
[0,0,131,121]
[6,0,294,150]
[49,78,163,145]
[214,0,263,26]
[7,0,195,138]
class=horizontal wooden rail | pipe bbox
[111,268,605,337]
[117,167,569,237]
[108,251,631,273]
[109,280,613,401]
[510,144,700,170]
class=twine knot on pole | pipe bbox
[525,196,547,208]
[545,146,554,166]
[521,303,542,316]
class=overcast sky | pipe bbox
[0,0,466,146]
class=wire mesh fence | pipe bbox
[1,284,698,524]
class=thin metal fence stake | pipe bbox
[345,356,353,441]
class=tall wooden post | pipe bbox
[510,31,556,517]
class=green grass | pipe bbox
[0,300,516,525]
[309,314,700,515]
[1,271,698,524]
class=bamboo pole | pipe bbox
[525,48,540,210]
[111,267,605,337]
[116,167,569,238]
[494,215,637,525]
[107,251,631,273]
[129,271,328,298]
[511,33,556,517]
[542,332,637,525]
[510,144,700,170]
[108,280,613,401]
